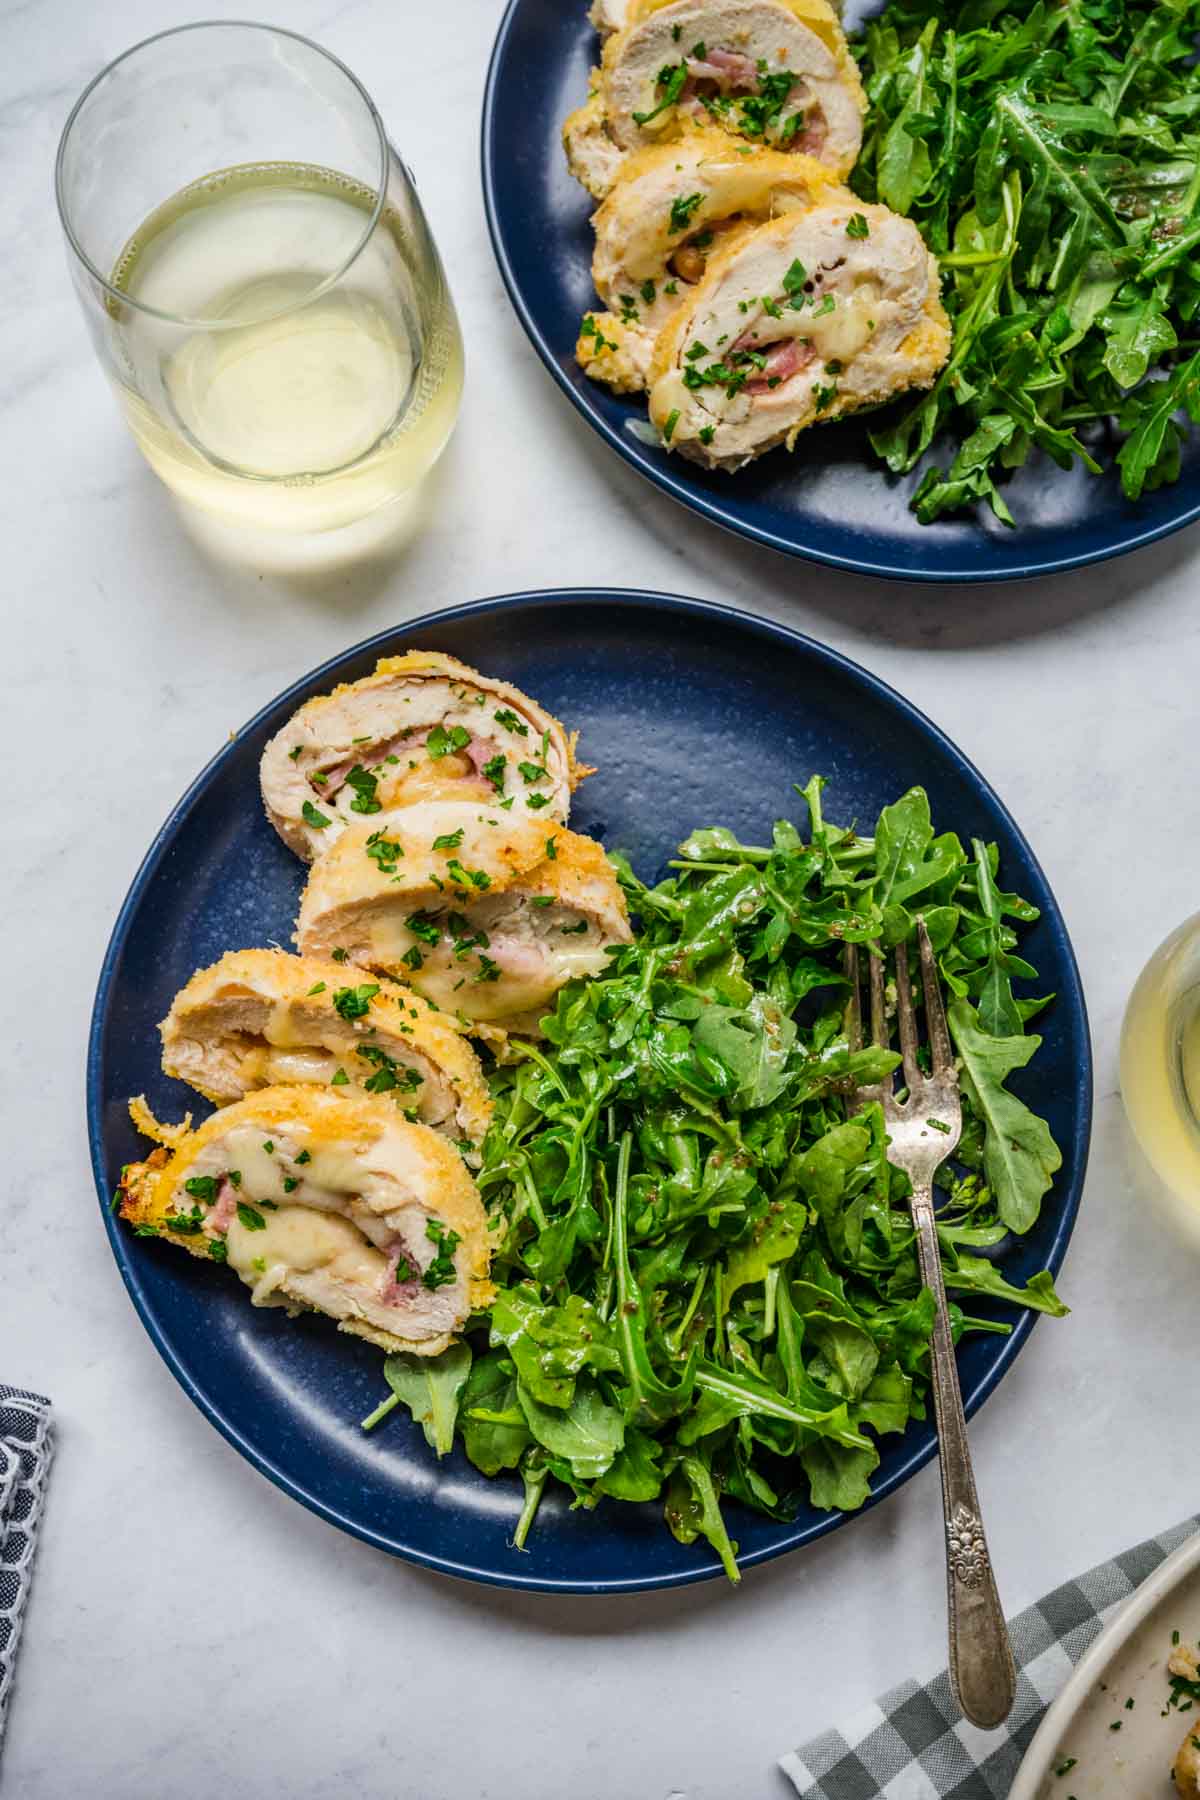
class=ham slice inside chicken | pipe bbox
[746,338,818,393]
[684,47,761,89]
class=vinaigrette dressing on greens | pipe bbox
[365,778,1067,1578]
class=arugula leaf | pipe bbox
[363,1344,471,1455]
[949,999,1062,1233]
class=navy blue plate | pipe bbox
[481,0,1200,582]
[88,591,1091,1590]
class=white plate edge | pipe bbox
[1010,1529,1200,1798]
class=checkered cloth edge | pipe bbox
[0,1385,53,1756]
[780,1514,1200,1800]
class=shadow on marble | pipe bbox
[547,394,1199,653]
[124,432,462,617]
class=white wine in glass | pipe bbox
[1120,913,1200,1203]
[58,26,463,534]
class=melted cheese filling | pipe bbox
[622,167,812,280]
[225,1203,388,1302]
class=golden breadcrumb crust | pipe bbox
[119,1086,494,1353]
[158,945,491,1142]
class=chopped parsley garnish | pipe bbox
[526,793,551,810]
[306,982,327,996]
[475,954,502,983]
[427,723,471,760]
[394,1254,416,1284]
[813,294,837,317]
[283,1177,299,1193]
[493,708,529,737]
[406,913,443,946]
[633,61,689,128]
[783,258,807,301]
[208,1238,228,1262]
[132,1223,161,1237]
[545,836,558,860]
[345,765,382,814]
[302,800,331,830]
[560,920,589,935]
[761,295,783,319]
[365,831,404,874]
[402,945,425,970]
[446,859,491,890]
[184,1175,219,1204]
[663,279,678,295]
[813,383,838,412]
[737,71,798,140]
[668,191,704,234]
[691,39,707,57]
[640,278,657,304]
[163,1206,205,1235]
[295,1150,311,1165]
[685,341,709,361]
[846,212,870,239]
[330,1068,349,1087]
[580,313,619,355]
[532,895,554,908]
[288,746,303,761]
[481,753,507,793]
[433,827,465,850]
[518,761,548,784]
[332,982,380,1021]
[421,1217,463,1290]
[1053,1759,1077,1777]
[357,1043,423,1095]
[331,948,348,963]
[263,1141,274,1154]
[618,293,640,325]
[698,425,716,445]
[236,1202,267,1232]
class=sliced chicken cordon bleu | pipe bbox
[578,137,842,390]
[647,196,950,468]
[159,948,491,1155]
[294,802,632,1035]
[260,650,584,862]
[118,1086,493,1355]
[564,0,864,199]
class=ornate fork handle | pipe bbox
[911,1184,1016,1729]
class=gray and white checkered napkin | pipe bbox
[0,1385,53,1754]
[781,1514,1200,1800]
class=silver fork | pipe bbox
[845,919,1017,1730]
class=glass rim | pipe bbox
[53,19,391,331]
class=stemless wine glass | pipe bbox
[55,23,463,533]
[1121,913,1200,1206]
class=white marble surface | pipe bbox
[4,0,1200,1794]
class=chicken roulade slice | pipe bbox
[117,1086,493,1356]
[159,948,491,1156]
[578,136,842,391]
[590,0,842,36]
[295,802,632,1035]
[564,0,864,199]
[647,197,950,470]
[260,649,585,862]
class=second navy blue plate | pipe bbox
[88,591,1091,1590]
[481,0,1200,582]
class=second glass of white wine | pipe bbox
[56,24,462,534]
[1120,912,1200,1210]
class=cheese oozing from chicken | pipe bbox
[647,197,950,469]
[119,1087,492,1356]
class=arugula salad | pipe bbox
[851,0,1200,522]
[363,779,1067,1580]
